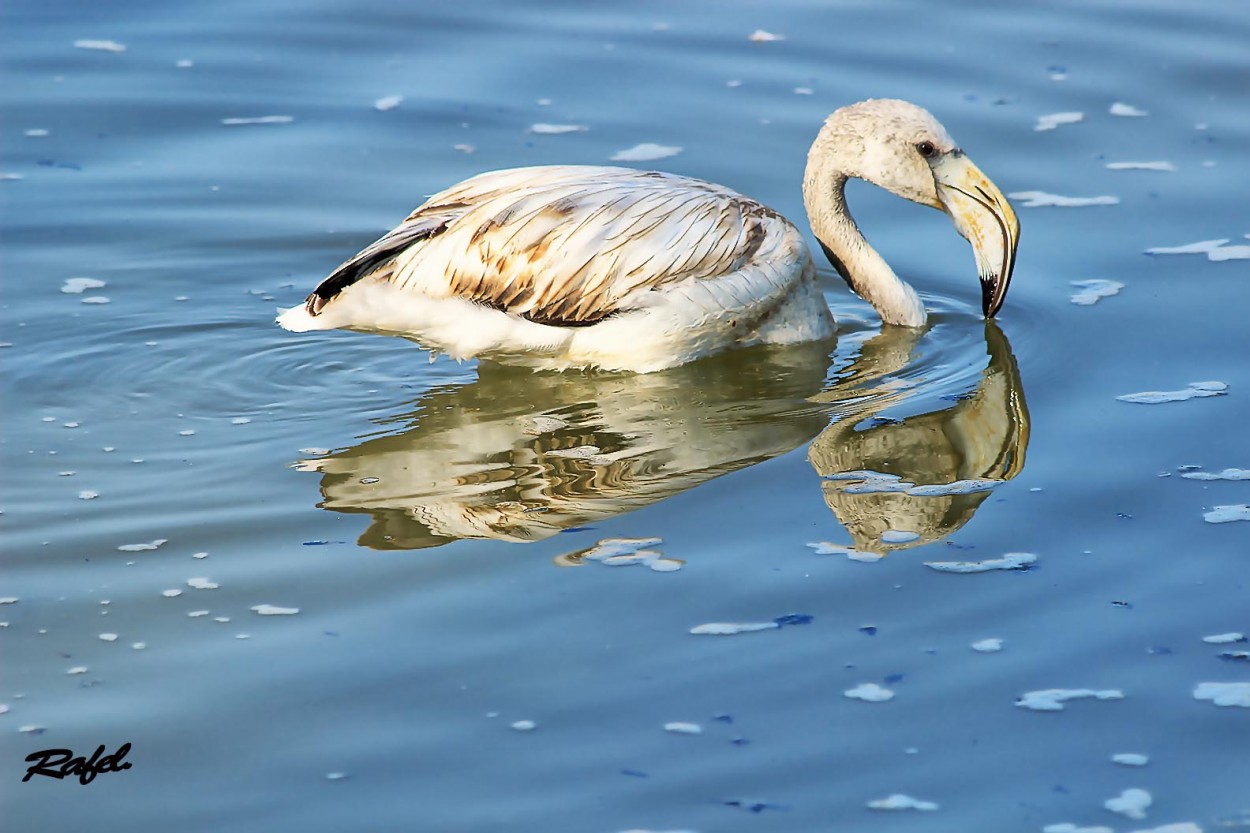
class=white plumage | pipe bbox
[279,99,1019,373]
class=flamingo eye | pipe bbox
[916,141,937,158]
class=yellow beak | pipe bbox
[932,153,1020,318]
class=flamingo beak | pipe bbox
[933,152,1020,318]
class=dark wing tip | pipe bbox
[305,293,328,316]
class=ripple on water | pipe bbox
[7,310,472,426]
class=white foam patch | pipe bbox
[1203,505,1250,524]
[1110,102,1148,117]
[1106,161,1175,171]
[221,115,294,126]
[845,683,895,702]
[867,794,938,811]
[575,538,660,558]
[98,633,119,642]
[1010,191,1119,207]
[925,552,1036,574]
[1043,824,1113,833]
[187,577,219,590]
[117,538,168,552]
[972,638,1004,653]
[74,39,126,53]
[611,143,682,162]
[529,123,587,135]
[909,479,1001,496]
[1208,245,1250,261]
[1202,632,1246,644]
[806,542,884,562]
[748,29,784,42]
[1145,239,1229,255]
[825,471,1000,496]
[251,604,299,616]
[1126,823,1203,833]
[1112,753,1150,766]
[544,445,610,464]
[1035,111,1084,131]
[828,470,908,493]
[373,95,403,111]
[880,530,919,544]
[1117,381,1227,404]
[600,551,681,571]
[510,720,537,731]
[1182,468,1250,481]
[663,722,703,734]
[1070,279,1124,305]
[522,415,569,434]
[1016,688,1124,711]
[61,277,106,294]
[690,621,779,635]
[571,537,681,572]
[1194,682,1250,708]
[1104,787,1152,820]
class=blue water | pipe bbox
[3,1,1248,830]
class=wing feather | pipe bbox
[305,166,803,327]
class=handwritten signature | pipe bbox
[23,743,133,785]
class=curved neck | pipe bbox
[803,160,926,327]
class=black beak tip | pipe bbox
[980,278,1000,318]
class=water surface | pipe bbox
[3,1,1248,831]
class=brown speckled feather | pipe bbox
[307,166,797,327]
